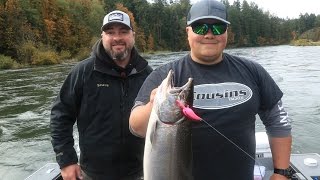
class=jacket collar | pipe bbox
[91,39,148,78]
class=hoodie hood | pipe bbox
[91,39,148,78]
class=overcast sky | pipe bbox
[191,0,320,19]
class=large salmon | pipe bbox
[144,70,194,180]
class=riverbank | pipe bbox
[1,44,319,70]
[290,39,320,46]
[0,50,172,70]
[0,55,79,70]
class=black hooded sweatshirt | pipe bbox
[50,40,152,179]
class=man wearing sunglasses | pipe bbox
[129,0,292,179]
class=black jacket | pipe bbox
[50,40,152,179]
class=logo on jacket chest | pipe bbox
[194,82,252,109]
[97,83,109,87]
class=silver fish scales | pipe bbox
[144,70,194,180]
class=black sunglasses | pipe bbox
[191,23,228,35]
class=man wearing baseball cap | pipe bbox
[129,0,292,179]
[51,10,152,180]
[101,10,133,31]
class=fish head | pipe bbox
[155,70,194,124]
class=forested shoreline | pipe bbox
[0,0,319,69]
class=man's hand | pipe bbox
[61,164,83,180]
[129,87,158,137]
[149,88,157,105]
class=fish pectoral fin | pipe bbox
[149,120,158,146]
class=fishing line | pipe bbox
[201,118,264,178]
[201,119,257,162]
[175,100,264,178]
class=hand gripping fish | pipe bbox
[144,70,200,180]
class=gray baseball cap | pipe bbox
[101,10,132,31]
[187,0,230,25]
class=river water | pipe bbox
[0,45,319,179]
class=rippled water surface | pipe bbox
[0,45,319,179]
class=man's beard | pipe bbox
[110,48,129,62]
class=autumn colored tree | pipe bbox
[1,0,319,67]
[0,3,6,54]
[147,33,155,51]
[115,3,147,52]
[1,0,29,60]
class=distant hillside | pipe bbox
[290,27,320,46]
[299,27,320,41]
